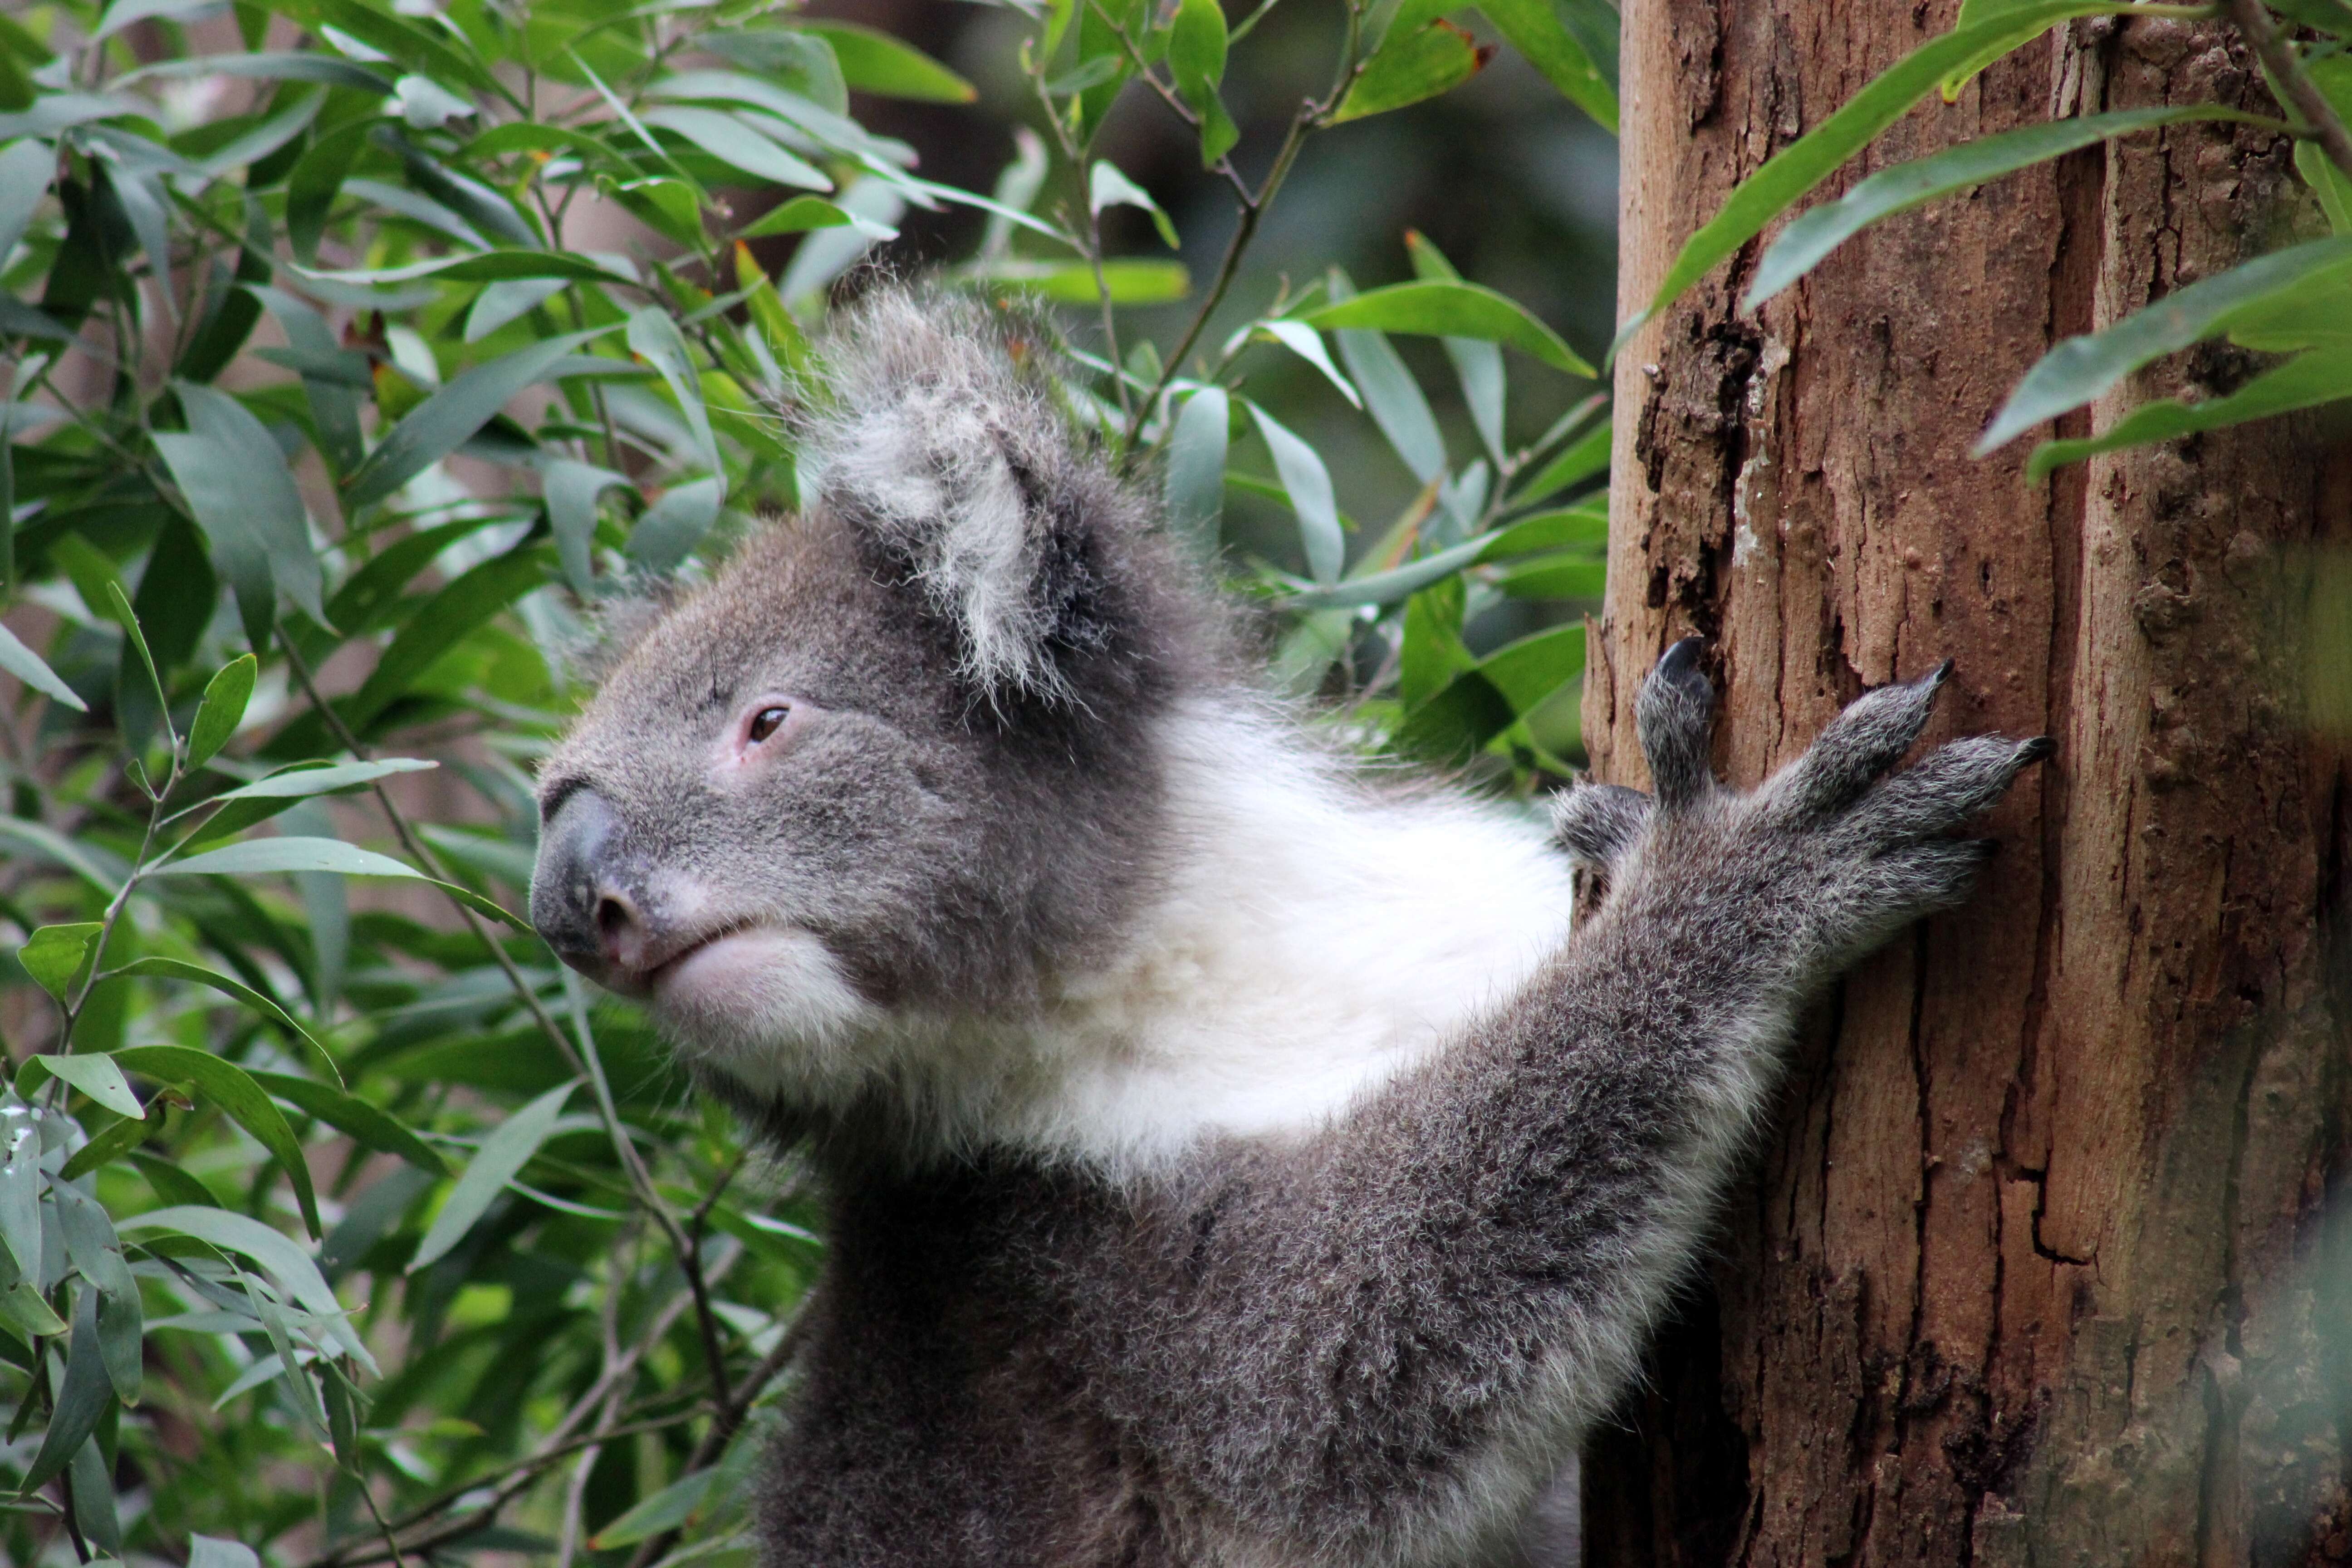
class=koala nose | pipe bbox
[530,788,657,985]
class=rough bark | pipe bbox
[1581,5,2352,1564]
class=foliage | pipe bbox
[0,0,1612,1559]
[1620,0,2352,480]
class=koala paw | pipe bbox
[1584,638,2049,972]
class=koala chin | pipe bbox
[529,287,2047,1568]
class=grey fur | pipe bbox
[528,291,2044,1567]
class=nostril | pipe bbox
[595,887,648,970]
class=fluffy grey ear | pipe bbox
[800,287,1143,706]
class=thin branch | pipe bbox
[2226,0,2352,183]
[621,1311,816,1568]
[278,639,732,1421]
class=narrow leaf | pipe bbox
[1259,320,1362,408]
[248,1071,446,1174]
[799,21,977,102]
[1747,107,2260,309]
[186,655,256,771]
[2026,350,2352,481]
[115,1207,368,1364]
[590,1468,720,1549]
[344,328,608,510]
[1164,387,1230,559]
[113,1046,322,1238]
[104,958,341,1081]
[543,461,629,598]
[1476,0,1615,129]
[53,1184,141,1403]
[1298,280,1592,375]
[639,105,831,192]
[1088,162,1179,249]
[1249,403,1345,585]
[1980,235,2352,451]
[20,1290,113,1493]
[1620,1,2132,355]
[0,622,85,713]
[627,307,722,476]
[408,1081,578,1272]
[206,758,437,803]
[1333,19,1488,122]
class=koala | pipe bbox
[528,288,2047,1568]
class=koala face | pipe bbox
[529,290,1209,1110]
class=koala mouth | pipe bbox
[612,921,757,1000]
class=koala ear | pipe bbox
[799,287,1154,707]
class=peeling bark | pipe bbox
[1583,5,2352,1563]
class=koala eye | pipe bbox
[747,705,792,744]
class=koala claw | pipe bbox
[1636,637,1716,813]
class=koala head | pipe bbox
[529,290,1215,1129]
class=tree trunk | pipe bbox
[1581,5,2352,1564]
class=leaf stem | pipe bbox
[2226,0,2352,184]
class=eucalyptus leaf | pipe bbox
[1249,403,1345,586]
[1980,236,2352,451]
[53,1183,141,1403]
[19,1289,113,1493]
[1165,387,1231,559]
[16,923,100,1003]
[0,622,88,713]
[21,1054,142,1118]
[186,654,256,772]
[344,328,610,510]
[1298,281,1592,376]
[113,1045,322,1238]
[408,1080,579,1273]
[103,958,341,1080]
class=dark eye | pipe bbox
[747,706,790,744]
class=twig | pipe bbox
[278,639,734,1436]
[621,1310,816,1568]
[2226,0,2352,183]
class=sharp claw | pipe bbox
[2019,735,2055,764]
[1657,637,1706,682]
[1926,658,1955,689]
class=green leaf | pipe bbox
[1089,162,1180,249]
[294,250,640,288]
[640,105,832,192]
[1478,0,1615,128]
[799,21,977,102]
[205,758,438,804]
[58,1111,155,1183]
[627,307,722,477]
[739,195,894,240]
[118,51,392,92]
[1170,0,1239,166]
[0,621,87,712]
[19,1289,113,1494]
[284,117,375,263]
[52,1184,140,1403]
[113,1045,322,1239]
[247,1071,446,1174]
[590,1467,721,1549]
[408,1081,578,1273]
[970,259,1192,304]
[103,958,341,1080]
[2025,350,2352,481]
[2298,141,2352,237]
[1329,269,1446,485]
[153,837,422,881]
[701,28,850,112]
[1618,1,2133,356]
[1398,623,1585,758]
[0,138,54,269]
[1257,320,1362,408]
[543,460,629,597]
[100,581,166,723]
[1164,387,1230,559]
[186,654,256,772]
[626,476,724,573]
[1248,403,1344,585]
[344,328,609,510]
[340,545,551,730]
[1403,232,1508,463]
[1510,416,1610,506]
[1333,19,1488,123]
[21,1054,141,1117]
[0,1098,43,1283]
[1297,280,1593,376]
[1494,550,1607,598]
[1980,236,2352,451]
[156,382,325,638]
[115,1206,368,1364]
[17,923,101,1003]
[1747,107,2260,309]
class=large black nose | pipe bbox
[530,789,657,985]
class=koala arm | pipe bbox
[1107,643,2047,1559]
